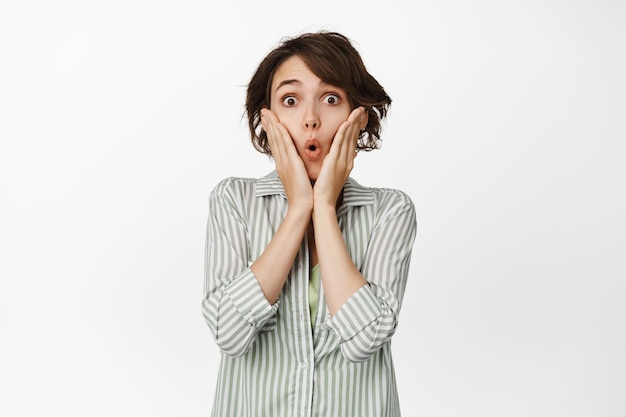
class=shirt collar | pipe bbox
[256,170,286,198]
[256,170,375,209]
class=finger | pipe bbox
[347,106,366,125]
[262,109,291,158]
[262,109,303,174]
[334,107,365,161]
[347,107,366,146]
[341,107,366,143]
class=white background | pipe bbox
[1,1,625,416]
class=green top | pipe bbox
[309,263,320,328]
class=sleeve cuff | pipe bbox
[223,268,279,327]
[325,284,381,341]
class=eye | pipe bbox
[323,94,341,105]
[282,95,298,106]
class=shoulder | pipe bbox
[347,177,415,212]
[345,178,417,229]
[372,188,416,227]
[211,176,258,195]
[208,176,260,208]
[371,186,414,208]
[209,171,282,204]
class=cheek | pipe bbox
[271,109,301,141]
[323,110,351,132]
[273,110,298,131]
[269,104,288,123]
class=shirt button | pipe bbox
[299,361,308,370]
[299,312,306,321]
[318,324,325,331]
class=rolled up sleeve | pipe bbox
[201,178,279,357]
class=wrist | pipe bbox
[285,203,313,223]
[312,202,336,224]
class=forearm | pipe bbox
[251,207,311,303]
[313,203,367,316]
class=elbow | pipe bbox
[339,335,391,363]
[339,317,398,363]
[201,300,255,358]
[206,317,256,358]
[215,334,254,358]
[341,344,375,363]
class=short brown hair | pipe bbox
[245,31,392,155]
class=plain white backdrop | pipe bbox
[1,1,625,416]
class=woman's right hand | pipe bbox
[261,108,313,215]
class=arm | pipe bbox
[250,207,309,303]
[313,107,417,362]
[313,204,367,316]
[201,179,280,357]
[324,194,417,363]
[202,110,312,357]
[250,108,312,303]
[312,107,369,315]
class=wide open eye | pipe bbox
[323,94,341,105]
[282,95,298,106]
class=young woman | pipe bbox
[202,31,417,417]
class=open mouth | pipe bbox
[304,139,322,160]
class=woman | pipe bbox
[202,31,417,417]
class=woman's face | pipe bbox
[269,55,352,181]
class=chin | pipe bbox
[304,163,321,183]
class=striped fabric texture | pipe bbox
[202,170,417,417]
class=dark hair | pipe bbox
[245,31,392,155]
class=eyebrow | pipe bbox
[274,79,302,93]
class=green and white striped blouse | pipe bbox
[202,171,417,417]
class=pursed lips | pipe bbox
[303,138,322,161]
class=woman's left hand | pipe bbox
[313,107,368,208]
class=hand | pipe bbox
[313,107,368,208]
[261,108,313,215]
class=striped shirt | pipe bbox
[202,170,417,417]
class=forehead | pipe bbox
[271,55,322,91]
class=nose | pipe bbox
[303,104,320,130]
